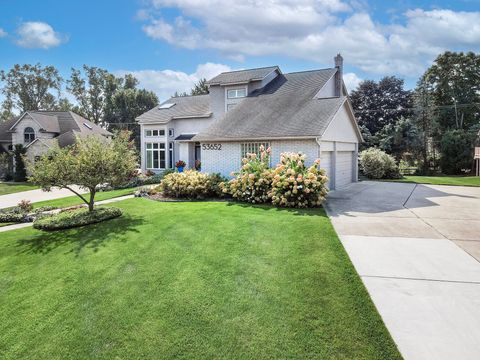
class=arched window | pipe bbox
[24,127,35,144]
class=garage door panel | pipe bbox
[320,151,332,188]
[336,151,353,188]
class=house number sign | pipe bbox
[202,144,222,150]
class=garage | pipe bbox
[320,142,357,190]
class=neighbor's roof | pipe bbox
[0,117,17,142]
[206,66,280,86]
[0,111,111,147]
[136,95,211,124]
[194,68,345,141]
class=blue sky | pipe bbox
[1,0,479,100]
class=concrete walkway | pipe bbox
[325,181,480,360]
[0,194,134,233]
[0,186,85,209]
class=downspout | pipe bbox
[315,137,322,161]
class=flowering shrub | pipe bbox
[17,199,33,213]
[359,148,401,179]
[269,153,328,207]
[159,170,225,199]
[221,146,273,203]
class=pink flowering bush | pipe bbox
[221,146,273,203]
[269,153,328,207]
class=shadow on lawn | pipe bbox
[16,214,144,256]
[225,201,327,217]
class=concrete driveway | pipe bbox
[326,181,480,360]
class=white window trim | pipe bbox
[145,142,166,170]
[145,129,166,137]
[241,142,270,164]
[227,87,247,99]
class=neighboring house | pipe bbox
[0,111,111,174]
[136,55,363,189]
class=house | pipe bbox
[136,55,362,189]
[0,111,111,174]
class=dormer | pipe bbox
[207,66,281,117]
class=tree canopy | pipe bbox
[0,64,62,119]
[28,131,137,211]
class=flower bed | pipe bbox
[33,207,122,231]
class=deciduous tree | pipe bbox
[0,64,62,118]
[28,131,137,211]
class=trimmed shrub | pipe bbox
[33,207,122,231]
[221,147,273,204]
[269,153,328,208]
[0,211,26,223]
[159,170,224,199]
[359,148,401,179]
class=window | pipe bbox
[226,103,237,112]
[169,128,174,137]
[227,88,246,99]
[168,142,174,168]
[159,102,175,109]
[146,143,166,169]
[241,142,270,159]
[145,129,165,137]
[24,127,35,144]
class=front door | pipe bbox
[194,142,201,170]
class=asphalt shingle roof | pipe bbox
[136,95,211,124]
[206,66,280,85]
[194,68,344,141]
[0,111,111,148]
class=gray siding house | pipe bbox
[136,55,362,189]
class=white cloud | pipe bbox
[0,28,7,38]
[15,21,66,49]
[343,72,362,91]
[117,62,231,101]
[140,1,480,76]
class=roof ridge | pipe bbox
[215,65,279,75]
[170,94,210,99]
[285,67,336,75]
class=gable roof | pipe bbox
[194,68,346,141]
[136,95,211,124]
[206,66,280,86]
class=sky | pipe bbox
[0,0,479,101]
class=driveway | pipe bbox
[0,185,84,209]
[326,181,480,360]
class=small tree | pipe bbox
[13,144,27,182]
[28,131,137,211]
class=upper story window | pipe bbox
[145,129,165,137]
[168,128,174,137]
[227,88,246,99]
[24,127,35,144]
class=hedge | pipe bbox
[33,207,122,231]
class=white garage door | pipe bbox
[320,151,333,188]
[336,151,353,188]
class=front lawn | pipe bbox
[0,199,401,359]
[0,182,38,195]
[387,175,480,187]
[31,187,136,209]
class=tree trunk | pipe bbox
[88,188,96,212]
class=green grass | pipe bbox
[0,182,38,195]
[387,175,480,187]
[31,187,136,209]
[0,199,401,359]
